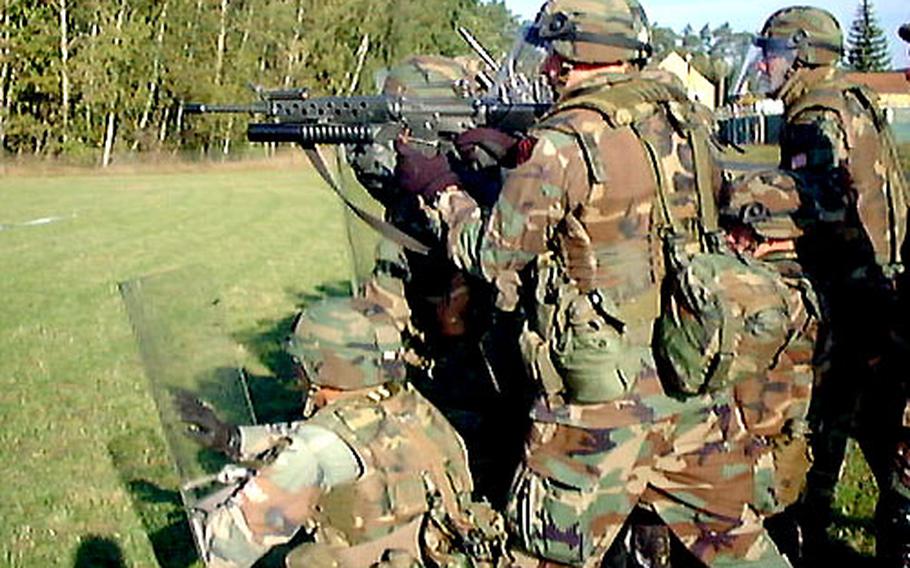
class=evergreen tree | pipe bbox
[847,0,891,72]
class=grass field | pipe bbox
[0,148,900,566]
[0,159,353,566]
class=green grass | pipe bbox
[899,143,910,174]
[830,440,878,559]
[734,144,781,166]
[0,161,352,566]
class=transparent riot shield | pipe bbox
[334,145,385,289]
[119,266,256,505]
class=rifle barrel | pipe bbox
[183,102,270,114]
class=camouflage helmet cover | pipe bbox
[535,0,652,65]
[720,169,805,240]
[287,297,405,390]
[381,55,473,98]
[348,55,472,198]
[757,6,843,66]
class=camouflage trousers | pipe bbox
[505,378,790,568]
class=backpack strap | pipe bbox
[789,79,908,268]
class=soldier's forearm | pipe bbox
[235,422,303,460]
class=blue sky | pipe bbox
[503,0,909,69]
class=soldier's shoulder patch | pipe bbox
[790,153,808,170]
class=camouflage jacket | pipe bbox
[437,70,721,326]
[433,71,722,407]
[195,385,481,568]
[778,66,908,290]
[731,256,818,439]
[720,255,819,515]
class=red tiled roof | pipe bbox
[844,71,910,94]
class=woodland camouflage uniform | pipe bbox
[357,55,532,507]
[756,7,910,561]
[192,298,504,568]
[715,170,820,517]
[427,0,789,565]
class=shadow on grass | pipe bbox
[287,280,353,307]
[830,510,875,532]
[73,535,126,568]
[107,428,197,568]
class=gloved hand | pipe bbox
[173,389,240,458]
[455,127,521,166]
[393,138,459,199]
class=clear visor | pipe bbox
[488,22,555,104]
[732,43,796,98]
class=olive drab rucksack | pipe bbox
[649,168,801,396]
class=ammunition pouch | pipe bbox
[507,459,607,566]
[423,496,508,567]
[287,516,423,568]
[752,425,813,515]
[520,255,638,406]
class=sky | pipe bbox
[503,0,910,69]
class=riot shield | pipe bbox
[119,266,256,503]
[334,145,385,289]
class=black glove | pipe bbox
[393,138,459,199]
[173,389,240,458]
[455,127,520,167]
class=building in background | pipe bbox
[657,51,718,109]
[846,70,910,142]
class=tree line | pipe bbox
[2,0,894,166]
[0,0,516,164]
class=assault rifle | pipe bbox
[183,90,550,254]
[183,88,549,153]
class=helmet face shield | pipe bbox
[733,42,796,98]
[489,21,556,104]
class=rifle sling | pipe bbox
[303,146,432,256]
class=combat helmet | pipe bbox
[348,55,472,199]
[381,55,473,99]
[532,0,652,65]
[720,169,806,240]
[757,6,843,66]
[287,297,405,390]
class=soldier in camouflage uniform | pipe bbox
[176,297,505,568]
[354,55,533,508]
[396,1,791,565]
[716,171,822,560]
[752,7,910,563]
